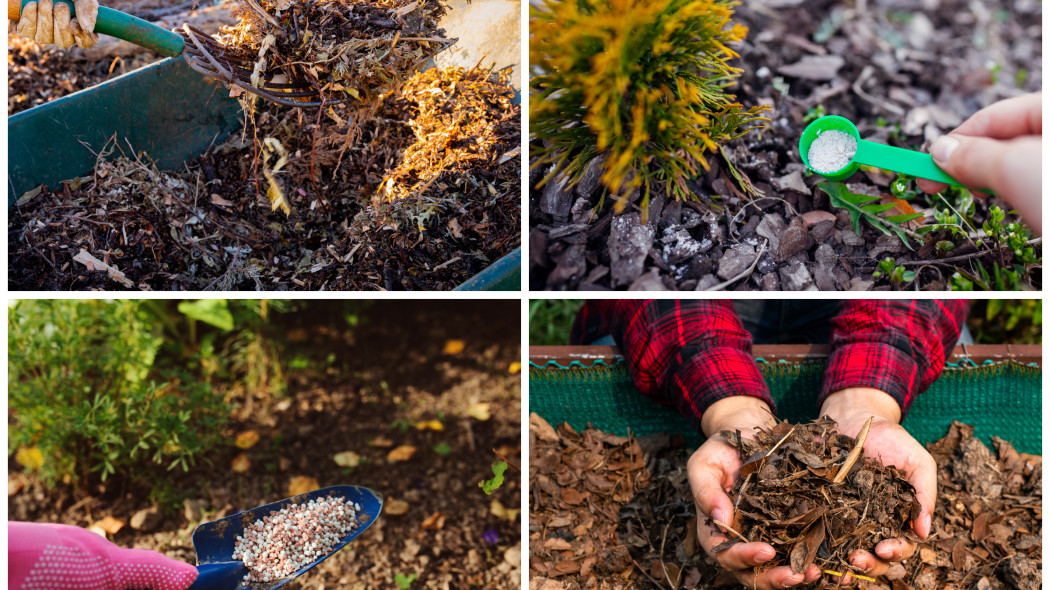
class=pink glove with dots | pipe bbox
[9,521,198,590]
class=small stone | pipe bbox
[183,499,206,523]
[814,243,837,268]
[779,262,815,291]
[628,269,668,291]
[574,154,607,200]
[609,214,654,287]
[779,55,845,80]
[131,505,163,531]
[504,544,522,568]
[800,210,837,227]
[776,225,813,262]
[541,173,573,220]
[839,230,866,247]
[760,273,780,291]
[716,244,757,280]
[696,275,721,290]
[869,234,906,260]
[813,265,838,291]
[809,220,836,242]
[848,277,874,291]
[756,213,787,253]
[772,170,810,194]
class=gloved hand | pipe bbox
[15,0,99,49]
[9,521,198,590]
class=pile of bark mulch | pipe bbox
[528,414,1041,590]
[529,0,1042,291]
[9,65,520,291]
[715,419,918,578]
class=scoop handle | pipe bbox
[9,0,184,57]
[186,562,248,590]
[855,139,962,187]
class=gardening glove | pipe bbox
[15,0,99,49]
[688,396,823,590]
[820,388,937,584]
[9,521,198,590]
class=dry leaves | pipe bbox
[369,436,395,448]
[95,516,126,535]
[287,475,319,496]
[508,362,522,374]
[414,420,444,431]
[386,498,410,515]
[490,499,519,522]
[235,430,260,449]
[333,451,362,468]
[468,402,491,421]
[443,339,466,355]
[387,445,417,462]
[231,453,251,473]
[421,511,447,530]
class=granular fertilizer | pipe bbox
[232,496,360,586]
[807,129,857,174]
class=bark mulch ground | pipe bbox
[528,414,1041,590]
[529,0,1042,291]
[10,301,522,589]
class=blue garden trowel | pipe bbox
[187,485,383,590]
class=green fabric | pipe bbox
[528,359,1041,454]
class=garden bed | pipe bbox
[529,0,1042,291]
[10,301,522,589]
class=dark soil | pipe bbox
[529,0,1042,291]
[528,414,1041,589]
[10,301,522,589]
[8,65,521,291]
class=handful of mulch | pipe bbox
[715,418,920,579]
[216,0,452,104]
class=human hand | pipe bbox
[820,387,937,583]
[688,396,822,589]
[9,521,198,590]
[916,92,1041,235]
[16,0,99,49]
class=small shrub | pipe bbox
[530,0,768,215]
[8,300,229,498]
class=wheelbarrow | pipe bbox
[7,6,522,291]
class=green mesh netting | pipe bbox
[528,359,1041,454]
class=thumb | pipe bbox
[907,458,938,540]
[930,134,1042,233]
[112,547,199,590]
[688,457,737,529]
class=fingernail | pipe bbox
[782,573,804,587]
[756,548,775,563]
[876,542,897,560]
[712,508,727,527]
[921,513,932,539]
[850,555,868,571]
[931,136,959,163]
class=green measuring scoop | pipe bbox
[10,0,185,56]
[799,115,965,187]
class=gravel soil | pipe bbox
[9,301,522,590]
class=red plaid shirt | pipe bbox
[570,300,970,432]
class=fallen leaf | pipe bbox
[386,498,410,515]
[95,516,126,535]
[387,445,417,462]
[545,538,573,551]
[468,402,491,421]
[490,499,519,522]
[443,339,465,355]
[16,446,44,471]
[235,430,260,449]
[232,453,251,473]
[333,451,362,467]
[288,475,319,496]
[17,185,43,206]
[369,436,394,448]
[421,511,446,530]
[8,474,25,496]
[919,547,937,564]
[508,362,521,374]
[211,193,234,207]
[414,420,444,431]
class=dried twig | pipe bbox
[832,417,873,484]
[713,519,749,543]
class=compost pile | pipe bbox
[207,0,450,105]
[529,414,1042,590]
[715,419,918,577]
[8,31,122,114]
[8,65,521,291]
[530,0,1042,291]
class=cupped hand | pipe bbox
[820,388,938,583]
[689,396,822,589]
[916,92,1041,235]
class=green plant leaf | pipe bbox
[479,461,508,495]
[395,573,418,590]
[817,182,921,250]
[178,300,234,331]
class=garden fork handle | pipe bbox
[9,0,185,57]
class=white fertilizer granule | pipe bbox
[807,130,857,174]
[232,496,361,587]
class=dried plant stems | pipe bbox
[833,416,873,484]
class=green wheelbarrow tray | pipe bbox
[7,57,522,291]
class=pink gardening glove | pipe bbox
[10,522,198,590]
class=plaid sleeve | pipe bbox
[570,300,771,431]
[820,299,971,416]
